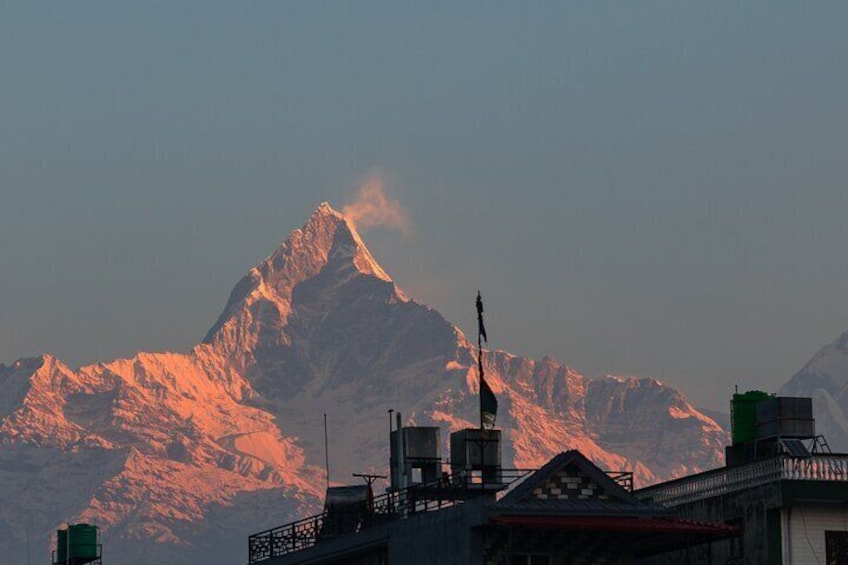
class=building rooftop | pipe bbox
[247,467,534,564]
[634,452,848,507]
[247,450,737,565]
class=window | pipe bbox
[511,554,550,565]
[826,531,848,565]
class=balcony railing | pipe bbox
[606,471,634,493]
[248,469,534,564]
[635,454,848,507]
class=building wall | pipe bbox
[386,498,489,565]
[637,483,782,565]
[483,528,634,565]
[783,503,848,565]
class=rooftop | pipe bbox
[634,453,848,507]
[247,468,534,564]
[247,452,641,564]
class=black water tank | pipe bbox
[756,397,814,439]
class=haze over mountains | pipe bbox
[4,202,829,565]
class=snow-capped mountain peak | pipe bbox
[202,203,401,359]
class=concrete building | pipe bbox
[636,394,848,564]
[635,450,848,564]
[247,448,735,565]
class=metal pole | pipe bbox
[477,330,485,484]
[323,414,330,490]
[394,412,406,516]
[25,516,30,565]
[396,412,405,490]
[478,329,484,431]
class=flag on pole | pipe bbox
[476,291,488,344]
[476,291,497,428]
[480,374,497,428]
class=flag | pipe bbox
[476,291,487,343]
[476,291,497,428]
[480,373,498,428]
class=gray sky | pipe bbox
[2,2,847,410]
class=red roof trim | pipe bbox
[491,516,740,536]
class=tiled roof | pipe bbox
[499,450,635,505]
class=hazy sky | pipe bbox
[2,3,847,410]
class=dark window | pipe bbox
[826,531,848,565]
[512,555,550,565]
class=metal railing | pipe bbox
[635,454,848,507]
[605,471,634,493]
[248,469,534,564]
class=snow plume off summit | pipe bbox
[342,173,411,237]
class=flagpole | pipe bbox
[476,291,497,431]
[478,323,484,431]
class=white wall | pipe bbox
[784,503,848,564]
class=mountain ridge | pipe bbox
[0,203,727,565]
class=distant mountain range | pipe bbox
[1,203,731,564]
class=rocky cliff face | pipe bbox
[0,203,727,564]
[780,330,848,451]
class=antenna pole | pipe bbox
[323,413,330,490]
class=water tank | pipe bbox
[56,529,66,565]
[730,391,771,445]
[390,426,442,490]
[323,485,371,513]
[55,524,100,564]
[756,397,815,439]
[319,485,371,539]
[450,428,502,485]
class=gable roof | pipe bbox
[494,450,669,517]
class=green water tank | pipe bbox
[56,529,67,564]
[56,524,99,564]
[731,390,771,445]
